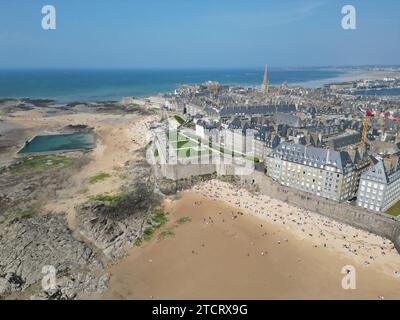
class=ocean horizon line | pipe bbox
[0,64,399,72]
[0,67,389,103]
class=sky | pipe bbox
[0,0,399,69]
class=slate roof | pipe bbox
[273,113,303,128]
[266,134,281,149]
[270,142,354,174]
[254,126,271,141]
[327,133,361,149]
[306,125,342,136]
[219,104,297,117]
[361,156,400,184]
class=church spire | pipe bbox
[262,64,269,94]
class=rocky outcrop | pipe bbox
[0,154,90,218]
[0,273,24,297]
[76,182,160,260]
[0,213,103,299]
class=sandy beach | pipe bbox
[2,98,400,300]
[194,180,400,276]
[0,106,157,229]
[298,69,400,88]
[42,113,156,229]
[104,187,400,300]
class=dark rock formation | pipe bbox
[0,213,103,299]
[76,182,160,260]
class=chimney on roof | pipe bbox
[383,154,398,172]
[326,148,330,163]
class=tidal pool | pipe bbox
[19,132,94,154]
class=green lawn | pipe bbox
[176,147,212,159]
[177,147,195,157]
[170,130,242,160]
[386,201,400,216]
[174,115,185,125]
[177,140,189,149]
[171,139,198,152]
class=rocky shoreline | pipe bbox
[0,213,105,300]
[0,165,161,299]
[0,98,164,300]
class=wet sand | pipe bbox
[104,192,400,300]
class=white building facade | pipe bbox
[266,143,369,202]
[357,156,400,212]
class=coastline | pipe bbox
[104,189,400,300]
[193,180,400,276]
[1,68,400,299]
[297,69,400,88]
[0,67,390,103]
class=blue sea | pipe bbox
[0,68,346,103]
[353,88,400,96]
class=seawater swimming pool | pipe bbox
[18,132,94,154]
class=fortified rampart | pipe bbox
[242,171,400,253]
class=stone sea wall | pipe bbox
[159,160,400,253]
[241,171,400,253]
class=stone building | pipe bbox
[357,155,400,212]
[265,143,369,202]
